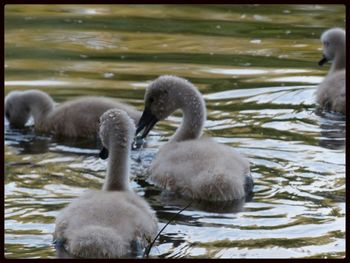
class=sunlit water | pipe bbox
[4,4,345,259]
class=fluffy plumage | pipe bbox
[137,75,252,201]
[4,90,141,138]
[150,138,250,201]
[54,109,158,258]
[316,28,346,114]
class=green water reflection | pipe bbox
[4,4,345,259]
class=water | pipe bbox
[4,4,345,259]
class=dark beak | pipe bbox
[99,147,109,159]
[136,107,159,139]
[318,55,328,66]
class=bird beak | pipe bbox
[136,107,158,139]
[99,147,109,159]
[318,55,328,66]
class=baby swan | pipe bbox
[54,109,158,258]
[316,28,345,115]
[4,89,141,138]
[136,75,252,201]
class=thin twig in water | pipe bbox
[143,201,192,258]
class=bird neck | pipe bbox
[329,44,345,75]
[330,53,345,75]
[23,91,54,129]
[103,142,130,191]
[171,86,206,142]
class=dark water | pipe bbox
[4,4,345,258]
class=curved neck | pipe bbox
[103,142,130,191]
[330,50,345,75]
[171,87,206,142]
[23,91,54,128]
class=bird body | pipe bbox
[5,90,141,138]
[316,28,346,114]
[54,109,157,258]
[137,75,252,201]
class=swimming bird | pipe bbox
[136,75,253,201]
[4,89,141,138]
[54,109,158,258]
[316,28,345,115]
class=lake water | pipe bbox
[4,4,345,259]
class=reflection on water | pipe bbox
[269,76,323,84]
[204,68,311,76]
[5,4,345,259]
[5,80,71,87]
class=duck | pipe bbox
[136,75,253,201]
[4,89,141,138]
[54,109,158,258]
[316,28,345,115]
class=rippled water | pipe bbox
[4,4,345,259]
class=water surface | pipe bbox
[4,4,345,259]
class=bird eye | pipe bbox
[149,97,154,104]
[5,111,10,119]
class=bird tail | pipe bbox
[68,225,128,258]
